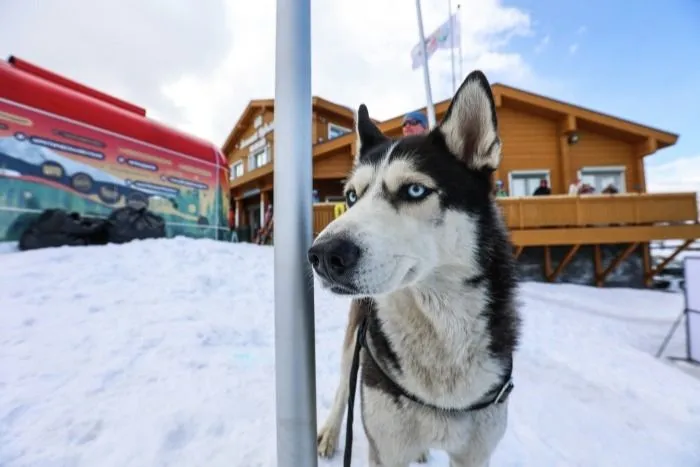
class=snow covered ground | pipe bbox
[1,237,699,467]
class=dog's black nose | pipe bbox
[307,237,361,282]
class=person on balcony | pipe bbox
[532,179,551,196]
[402,111,429,136]
[602,184,619,194]
[569,178,582,195]
[494,179,508,197]
[579,183,595,194]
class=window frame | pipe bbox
[327,122,352,140]
[230,161,244,179]
[577,165,627,193]
[507,169,552,197]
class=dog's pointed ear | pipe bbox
[435,70,501,171]
[354,104,388,164]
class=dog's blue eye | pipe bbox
[401,183,432,201]
[407,184,426,198]
[346,190,358,206]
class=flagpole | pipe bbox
[457,4,463,79]
[415,0,436,128]
[448,0,456,94]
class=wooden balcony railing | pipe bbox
[313,202,339,236]
[313,192,699,236]
[499,192,698,229]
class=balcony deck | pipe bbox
[314,192,699,240]
[499,192,699,245]
[313,192,700,287]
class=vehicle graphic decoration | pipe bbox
[0,98,229,242]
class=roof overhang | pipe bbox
[375,83,678,155]
[222,96,379,157]
[228,82,680,182]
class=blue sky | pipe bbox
[502,0,699,168]
[2,0,696,194]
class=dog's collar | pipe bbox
[359,316,514,414]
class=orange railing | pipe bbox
[313,202,339,235]
[313,192,699,235]
[499,192,698,229]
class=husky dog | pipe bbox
[307,70,521,467]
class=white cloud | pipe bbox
[1,0,543,147]
[0,0,229,133]
[646,155,700,195]
[569,43,579,55]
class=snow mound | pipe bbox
[1,237,699,466]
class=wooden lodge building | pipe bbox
[223,85,700,288]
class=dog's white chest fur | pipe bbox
[372,277,504,410]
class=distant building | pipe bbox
[222,85,699,288]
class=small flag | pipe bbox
[410,13,461,70]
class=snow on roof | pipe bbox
[0,237,699,466]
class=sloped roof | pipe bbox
[377,83,678,149]
[221,99,274,156]
[222,96,365,156]
[225,82,680,180]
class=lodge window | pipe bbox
[328,123,351,140]
[248,147,270,171]
[230,161,244,179]
[579,166,626,193]
[508,170,551,197]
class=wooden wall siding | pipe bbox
[374,107,640,196]
[313,179,345,201]
[314,109,354,145]
[314,148,353,179]
[496,107,560,192]
[568,129,637,191]
[227,93,670,203]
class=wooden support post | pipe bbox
[235,197,247,227]
[544,246,553,281]
[558,115,576,194]
[642,242,652,287]
[493,92,502,108]
[259,190,270,236]
[595,243,639,286]
[593,244,603,287]
[644,239,693,282]
[634,137,656,193]
[514,245,524,260]
[548,244,580,282]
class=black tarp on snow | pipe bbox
[18,206,166,251]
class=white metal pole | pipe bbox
[415,0,437,128]
[273,0,317,464]
[448,0,456,94]
[458,4,464,80]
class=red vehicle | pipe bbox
[0,56,230,242]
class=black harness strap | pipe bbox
[343,315,514,467]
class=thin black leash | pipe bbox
[341,314,514,467]
[343,316,367,467]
